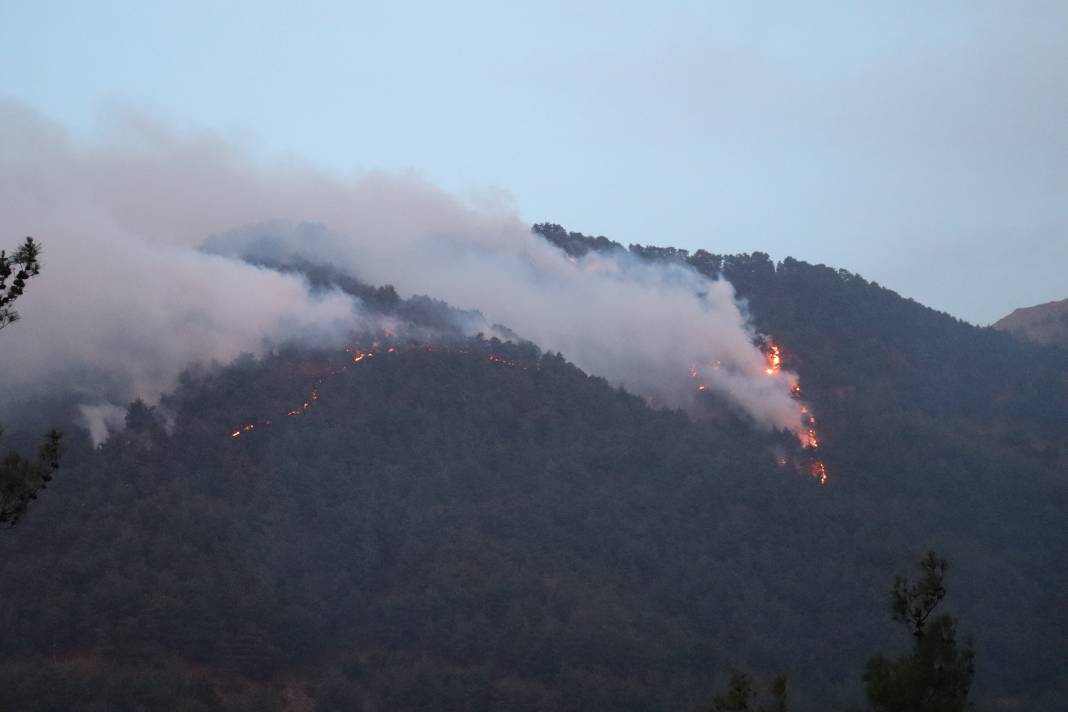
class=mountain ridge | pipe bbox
[994,297,1068,348]
[0,225,1064,711]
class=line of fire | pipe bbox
[228,340,518,440]
[690,339,828,485]
[230,337,828,485]
[773,341,828,485]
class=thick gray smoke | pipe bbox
[0,102,803,441]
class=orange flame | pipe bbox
[765,344,782,375]
[768,339,829,485]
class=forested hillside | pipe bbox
[0,227,1065,711]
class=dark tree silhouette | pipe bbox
[0,237,42,330]
[0,428,62,527]
[864,551,975,712]
[1,237,62,527]
[708,670,788,712]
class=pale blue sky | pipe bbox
[2,1,1065,323]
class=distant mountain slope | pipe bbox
[994,298,1068,348]
[0,227,1064,711]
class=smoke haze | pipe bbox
[0,102,803,440]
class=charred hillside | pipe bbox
[0,231,1065,711]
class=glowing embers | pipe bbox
[688,366,705,391]
[488,353,526,369]
[226,340,479,441]
[229,342,387,437]
[768,339,829,486]
[689,362,719,392]
[788,379,828,485]
[686,338,827,485]
[810,460,828,486]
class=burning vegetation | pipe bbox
[690,338,828,485]
[770,340,827,484]
[227,338,527,441]
[229,335,828,486]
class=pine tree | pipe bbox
[0,236,43,330]
[864,551,975,712]
[1,237,62,526]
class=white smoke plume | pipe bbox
[0,101,803,438]
[78,403,127,447]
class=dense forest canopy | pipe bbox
[0,225,1064,710]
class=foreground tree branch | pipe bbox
[1,237,62,527]
[0,236,43,331]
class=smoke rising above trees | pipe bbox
[0,102,805,442]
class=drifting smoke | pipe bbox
[0,101,802,441]
[78,403,127,447]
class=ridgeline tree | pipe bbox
[864,551,975,712]
[0,237,62,527]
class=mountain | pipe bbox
[0,227,1064,711]
[994,298,1068,348]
